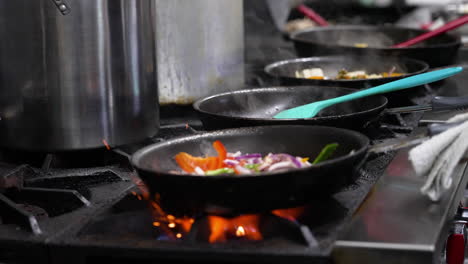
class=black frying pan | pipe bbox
[194,86,386,130]
[264,55,429,89]
[131,125,369,215]
[193,86,468,131]
[291,25,461,67]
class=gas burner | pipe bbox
[77,191,349,249]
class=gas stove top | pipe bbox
[0,94,434,264]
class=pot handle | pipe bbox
[50,0,71,15]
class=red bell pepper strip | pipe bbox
[174,141,228,173]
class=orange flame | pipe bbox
[235,226,246,237]
[207,215,263,243]
[130,175,307,242]
[148,199,195,239]
[102,139,111,150]
[129,176,194,239]
[272,206,307,222]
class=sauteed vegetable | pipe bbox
[295,67,403,80]
[336,69,403,80]
[174,141,338,176]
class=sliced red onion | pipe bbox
[258,157,274,171]
[224,159,239,166]
[244,157,262,164]
[284,154,302,168]
[267,161,296,172]
[235,153,262,160]
[235,165,252,175]
[228,151,242,158]
[269,153,302,168]
[253,157,262,164]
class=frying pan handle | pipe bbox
[431,96,468,112]
[386,96,468,114]
[427,121,465,136]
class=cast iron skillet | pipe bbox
[194,86,388,130]
[131,125,369,215]
[291,25,461,67]
[264,55,429,89]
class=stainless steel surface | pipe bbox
[50,0,71,15]
[333,111,468,264]
[370,121,465,153]
[0,0,158,150]
[155,0,244,105]
[370,134,429,153]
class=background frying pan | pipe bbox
[264,55,429,89]
[290,25,461,67]
[193,86,468,131]
[194,86,387,130]
[131,125,369,215]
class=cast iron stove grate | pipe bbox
[0,149,135,264]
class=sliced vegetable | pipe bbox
[296,67,403,80]
[213,140,227,168]
[175,141,339,176]
[235,153,262,160]
[206,168,235,176]
[312,143,339,165]
[174,141,228,173]
[174,152,219,173]
[244,163,260,172]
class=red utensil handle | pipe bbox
[392,15,468,48]
[297,4,329,27]
[446,233,465,264]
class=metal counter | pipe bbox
[332,63,468,264]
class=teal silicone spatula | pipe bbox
[273,67,463,119]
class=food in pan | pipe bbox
[353,43,369,48]
[174,141,338,176]
[294,67,403,80]
[294,68,325,79]
[284,18,316,34]
[336,69,403,79]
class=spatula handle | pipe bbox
[323,67,463,107]
[392,15,468,48]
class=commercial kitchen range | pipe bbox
[0,61,467,264]
[2,1,468,264]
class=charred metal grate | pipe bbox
[0,193,42,235]
[0,164,128,236]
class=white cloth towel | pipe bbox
[408,112,468,201]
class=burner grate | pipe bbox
[0,163,129,237]
[4,187,91,217]
[0,193,42,235]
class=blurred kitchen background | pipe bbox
[244,0,468,87]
